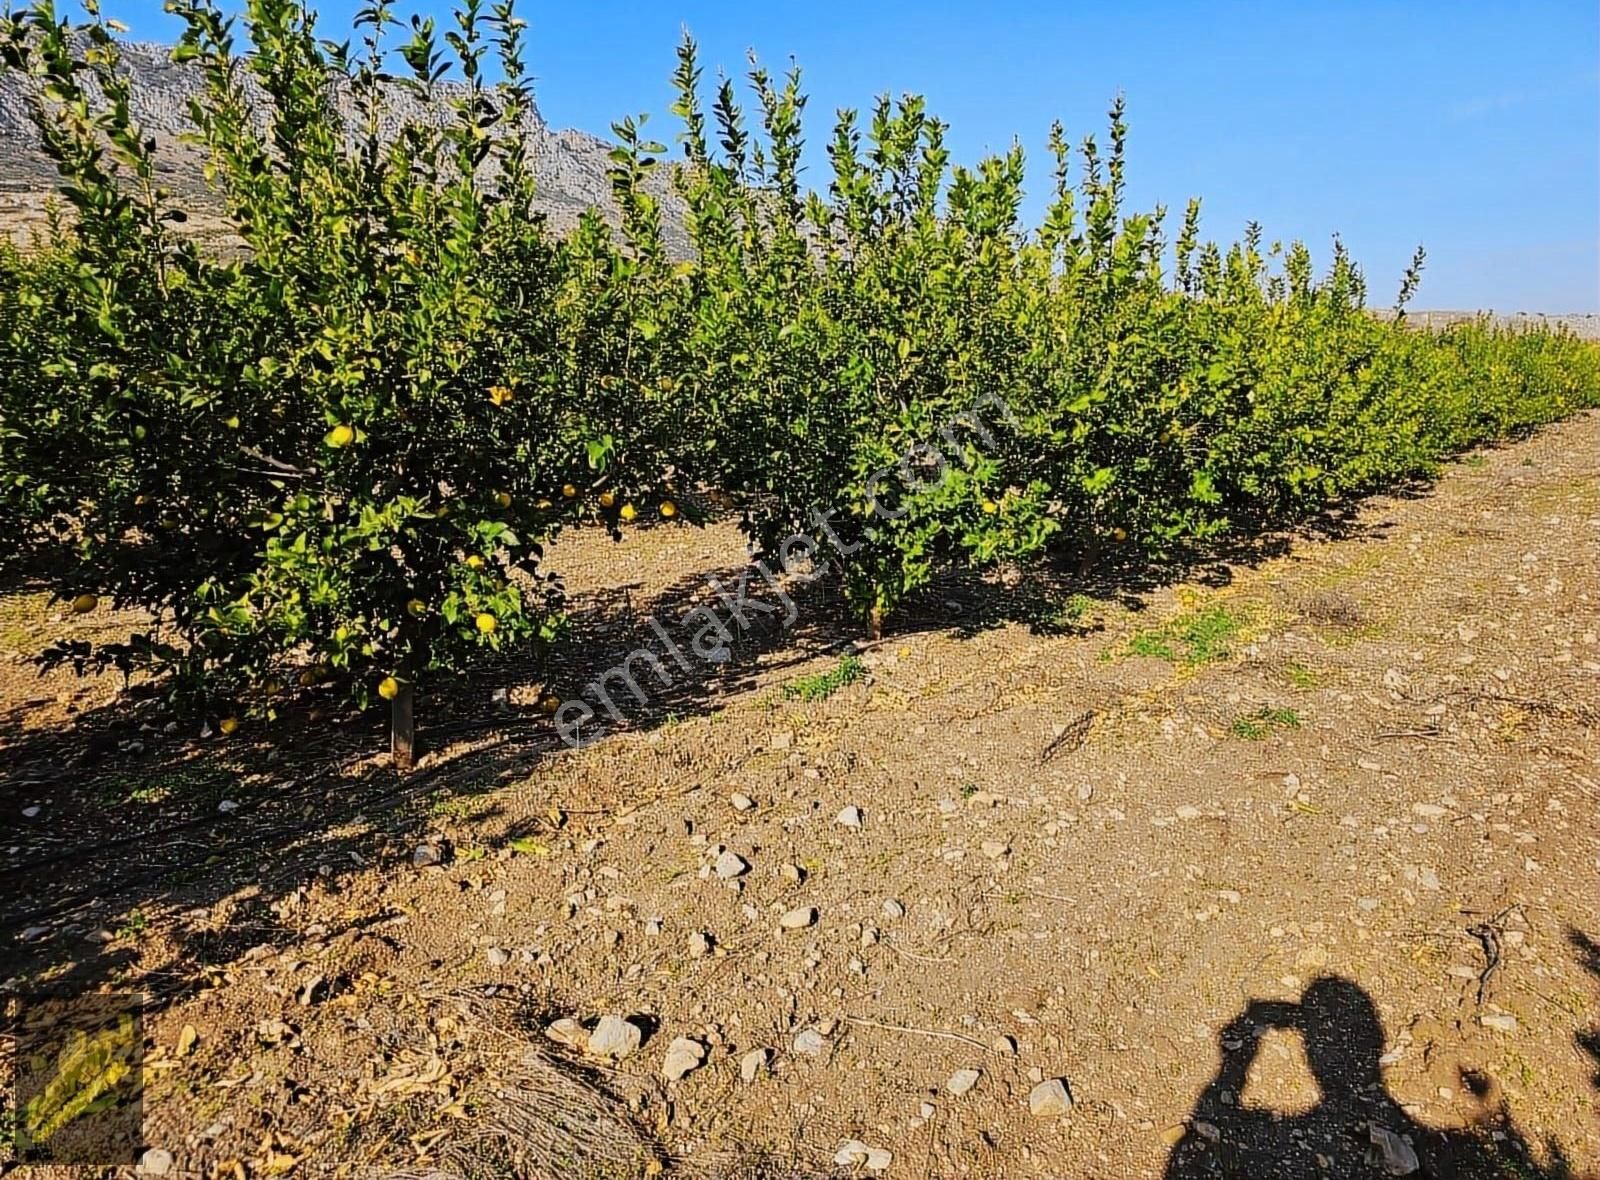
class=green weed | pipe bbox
[1231,706,1302,739]
[1281,661,1319,689]
[1128,604,1243,666]
[782,655,865,702]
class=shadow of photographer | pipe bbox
[1162,975,1580,1179]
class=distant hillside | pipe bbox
[0,39,687,252]
[3,41,1598,339]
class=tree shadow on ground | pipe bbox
[0,491,1402,1011]
[1572,929,1600,1093]
[1161,975,1583,1180]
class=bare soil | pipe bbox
[3,415,1598,1179]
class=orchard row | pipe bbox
[2,0,1596,728]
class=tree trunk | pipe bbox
[391,682,416,771]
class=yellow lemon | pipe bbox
[1112,527,1128,543]
[597,491,616,509]
[561,483,578,499]
[297,669,318,687]
[659,500,677,519]
[494,491,513,508]
[619,503,637,522]
[465,555,485,570]
[980,499,998,515]
[539,694,560,715]
[325,424,355,448]
[406,598,427,617]
[224,415,241,431]
[377,676,401,701]
[475,612,498,635]
[69,593,99,615]
[218,716,240,736]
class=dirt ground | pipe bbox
[2,414,1598,1179]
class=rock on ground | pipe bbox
[1029,1078,1074,1117]
[947,1067,982,1096]
[662,1036,706,1082]
[587,1015,643,1060]
[834,1140,893,1171]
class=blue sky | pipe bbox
[114,1,1599,311]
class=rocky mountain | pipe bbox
[0,39,687,251]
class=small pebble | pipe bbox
[779,906,818,930]
[588,1015,644,1060]
[834,1141,892,1171]
[946,1068,982,1096]
[793,1028,826,1056]
[740,1047,770,1082]
[1028,1078,1074,1117]
[138,1148,175,1176]
[662,1036,707,1082]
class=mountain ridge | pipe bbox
[0,37,687,251]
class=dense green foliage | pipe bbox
[1,0,1596,722]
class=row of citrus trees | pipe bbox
[2,0,1597,749]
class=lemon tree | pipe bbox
[0,0,689,762]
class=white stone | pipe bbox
[544,1018,588,1050]
[946,1068,982,1096]
[138,1148,175,1176]
[740,1047,770,1082]
[1368,1123,1420,1175]
[1028,1078,1074,1117]
[834,1141,893,1171]
[837,805,863,828]
[779,906,817,930]
[587,1015,643,1060]
[714,850,750,879]
[662,1036,706,1081]
[793,1028,826,1056]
